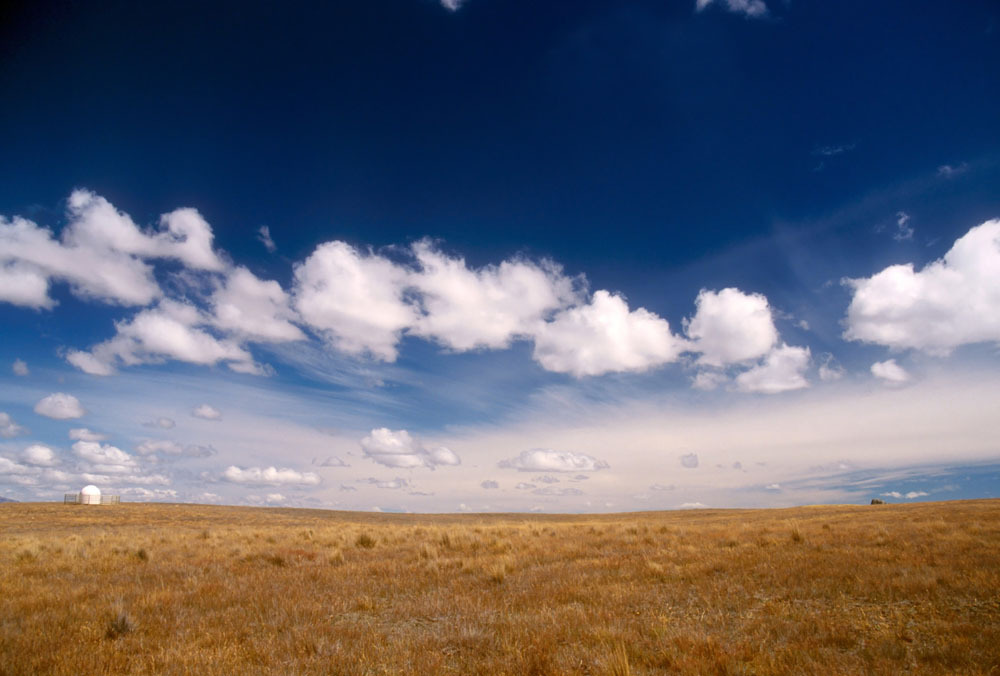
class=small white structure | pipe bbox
[64,485,120,505]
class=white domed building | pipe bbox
[65,484,120,505]
[80,485,101,504]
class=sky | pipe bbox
[1,0,999,512]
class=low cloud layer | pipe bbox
[222,466,320,486]
[499,449,609,473]
[134,440,215,459]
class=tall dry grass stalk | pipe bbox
[1,500,999,675]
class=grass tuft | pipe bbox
[607,642,631,676]
[106,608,136,639]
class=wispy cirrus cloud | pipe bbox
[256,225,277,253]
[695,0,768,19]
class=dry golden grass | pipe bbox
[1,500,999,675]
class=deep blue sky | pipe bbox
[1,0,998,510]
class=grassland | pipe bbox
[1,500,998,675]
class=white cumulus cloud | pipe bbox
[734,344,811,394]
[844,220,1000,354]
[691,370,728,391]
[222,466,321,486]
[0,412,27,438]
[360,428,460,470]
[818,353,845,382]
[72,440,137,473]
[498,449,609,473]
[34,393,85,419]
[410,240,580,351]
[0,190,224,310]
[66,300,262,376]
[0,457,33,475]
[12,359,28,376]
[685,288,778,367]
[192,404,222,420]
[21,444,58,467]
[293,241,416,361]
[881,490,929,499]
[210,266,305,343]
[532,290,684,377]
[64,190,224,272]
[871,359,909,384]
[0,212,158,308]
[69,428,107,442]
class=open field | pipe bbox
[1,500,998,675]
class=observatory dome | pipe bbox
[80,484,101,505]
